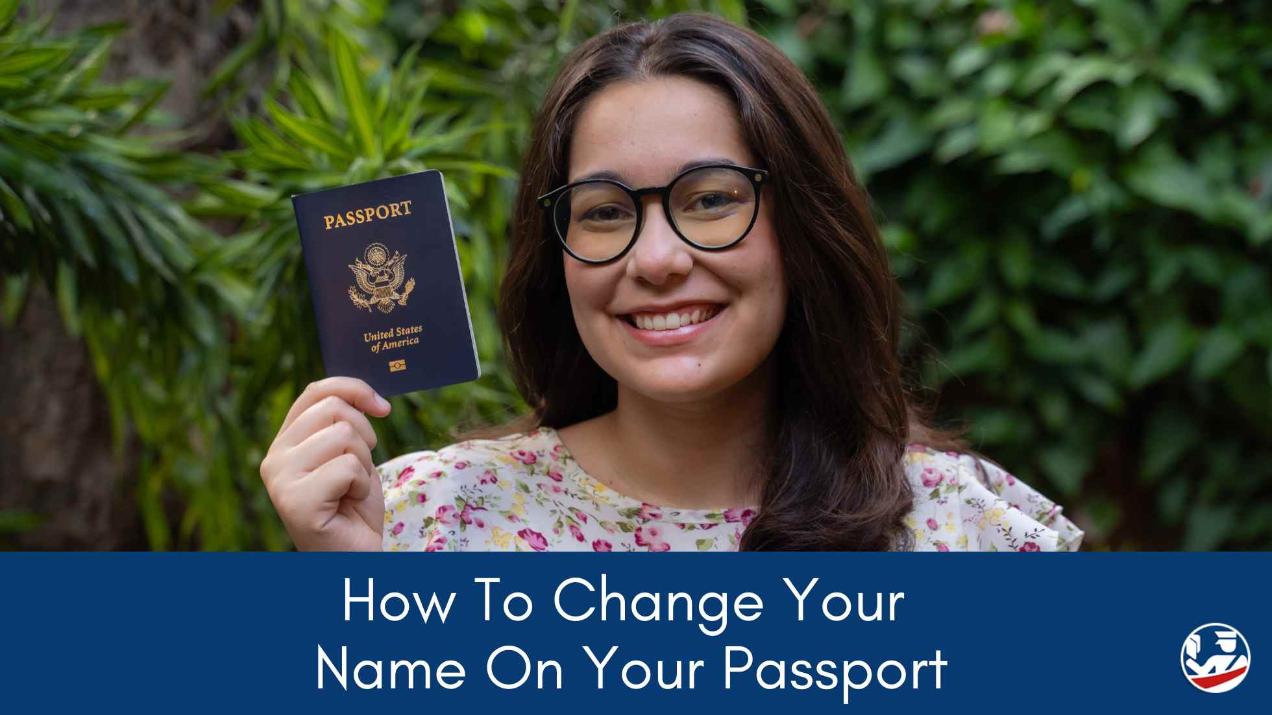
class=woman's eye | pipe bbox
[580,204,631,222]
[684,191,740,213]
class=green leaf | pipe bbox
[996,236,1032,289]
[328,26,379,159]
[1038,442,1090,497]
[842,39,887,109]
[202,179,282,210]
[0,44,74,75]
[0,0,20,33]
[54,260,80,335]
[1143,408,1199,482]
[1161,61,1225,112]
[265,99,353,160]
[1052,56,1137,103]
[0,508,42,535]
[1124,142,1210,218]
[1191,327,1245,380]
[1117,82,1171,149]
[1184,504,1236,551]
[852,114,930,176]
[1128,319,1197,389]
[925,253,982,307]
[1069,372,1123,413]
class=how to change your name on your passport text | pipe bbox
[319,577,940,702]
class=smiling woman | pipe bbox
[259,12,1083,553]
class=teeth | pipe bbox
[631,306,719,331]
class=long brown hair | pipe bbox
[493,13,966,550]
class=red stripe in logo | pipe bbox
[1190,666,1247,690]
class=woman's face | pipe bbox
[563,76,787,404]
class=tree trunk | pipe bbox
[0,284,144,549]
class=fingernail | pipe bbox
[375,393,390,411]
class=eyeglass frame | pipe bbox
[536,162,770,265]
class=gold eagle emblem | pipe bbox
[348,242,415,314]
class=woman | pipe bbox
[259,13,1083,553]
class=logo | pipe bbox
[388,359,406,372]
[1181,623,1251,693]
[348,242,415,314]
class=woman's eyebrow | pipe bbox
[570,156,741,185]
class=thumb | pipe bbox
[352,389,392,418]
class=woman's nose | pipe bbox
[625,197,694,285]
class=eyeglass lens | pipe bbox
[552,166,758,262]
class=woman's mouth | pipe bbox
[617,303,726,346]
[623,304,722,331]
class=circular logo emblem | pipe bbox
[365,242,389,267]
[1181,623,1251,693]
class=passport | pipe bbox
[291,170,480,397]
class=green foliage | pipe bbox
[191,0,736,547]
[754,0,1272,548]
[3,0,1269,549]
[0,2,258,548]
[200,6,529,507]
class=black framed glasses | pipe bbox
[537,163,769,264]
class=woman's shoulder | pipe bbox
[901,444,1084,552]
[376,427,557,493]
[375,427,565,552]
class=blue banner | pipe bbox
[1,554,1264,711]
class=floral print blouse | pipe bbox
[375,426,1083,552]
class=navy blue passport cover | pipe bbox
[291,170,480,397]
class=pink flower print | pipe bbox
[547,469,564,482]
[592,539,612,552]
[569,524,585,542]
[700,522,717,530]
[920,467,943,488]
[1018,541,1040,552]
[454,460,469,470]
[1005,473,1017,486]
[428,470,445,481]
[518,528,548,551]
[724,507,756,526]
[391,521,405,536]
[459,504,487,529]
[394,465,415,487]
[935,542,950,552]
[435,504,456,525]
[572,508,589,524]
[926,517,939,531]
[635,525,671,552]
[415,492,427,504]
[479,470,497,485]
[511,449,537,465]
[638,503,663,521]
[535,482,563,494]
[424,533,447,552]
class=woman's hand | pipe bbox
[260,377,391,551]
